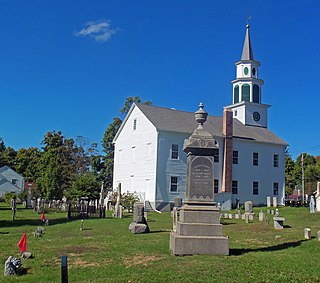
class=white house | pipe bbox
[112,25,287,211]
[0,166,25,197]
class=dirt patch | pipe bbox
[123,254,163,268]
[57,245,100,255]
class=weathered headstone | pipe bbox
[235,213,240,220]
[170,103,229,255]
[317,231,320,241]
[267,209,270,214]
[34,227,43,237]
[245,214,249,223]
[275,209,279,217]
[174,197,183,208]
[266,196,271,208]
[310,196,315,213]
[304,228,311,240]
[114,184,122,218]
[244,201,253,213]
[4,256,22,276]
[273,216,285,229]
[273,197,278,208]
[228,214,233,219]
[259,211,265,221]
[271,210,275,215]
[129,202,149,234]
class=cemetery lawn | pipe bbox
[1,205,320,283]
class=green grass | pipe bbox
[1,204,320,282]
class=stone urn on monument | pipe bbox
[170,103,229,255]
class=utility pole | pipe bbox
[301,153,305,204]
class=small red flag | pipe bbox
[18,232,27,253]
[41,212,46,221]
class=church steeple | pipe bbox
[241,24,254,61]
[225,24,270,128]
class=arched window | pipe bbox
[242,84,250,102]
[253,85,260,103]
[234,85,239,103]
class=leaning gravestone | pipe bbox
[170,103,229,255]
[128,202,150,234]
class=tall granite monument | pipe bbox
[170,103,229,255]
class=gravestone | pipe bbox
[310,196,315,214]
[170,103,229,256]
[245,214,249,223]
[244,201,253,213]
[266,196,271,208]
[273,197,278,208]
[128,202,149,234]
[273,216,285,229]
[259,211,265,221]
[114,184,122,218]
[317,231,320,241]
[174,197,183,208]
[228,214,233,219]
[235,214,240,220]
[4,256,22,276]
[316,182,320,212]
[304,228,311,240]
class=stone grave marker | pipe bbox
[310,196,315,214]
[304,228,311,240]
[267,196,271,208]
[129,202,150,234]
[273,197,278,208]
[169,103,229,255]
[317,231,320,241]
[244,201,253,213]
[259,211,265,221]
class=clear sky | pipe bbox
[1,1,320,159]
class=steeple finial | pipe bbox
[241,19,254,61]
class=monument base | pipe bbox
[170,204,229,255]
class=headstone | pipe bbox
[267,209,270,214]
[248,214,254,221]
[310,196,315,213]
[169,103,229,255]
[228,214,233,219]
[317,231,320,241]
[4,256,22,276]
[174,197,183,208]
[21,252,33,260]
[129,202,149,234]
[244,201,253,213]
[271,210,275,215]
[266,196,271,208]
[224,213,229,219]
[273,197,278,208]
[275,209,279,217]
[259,211,265,221]
[10,198,16,221]
[80,220,84,231]
[114,184,122,218]
[34,227,43,237]
[273,217,285,229]
[245,214,249,223]
[241,214,246,220]
[235,214,240,220]
[304,228,311,240]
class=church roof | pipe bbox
[241,24,254,61]
[136,103,287,146]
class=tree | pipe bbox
[66,172,100,200]
[101,97,152,189]
[285,149,295,194]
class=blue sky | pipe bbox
[1,1,320,159]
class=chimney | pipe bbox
[221,108,233,193]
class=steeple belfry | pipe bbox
[225,24,270,128]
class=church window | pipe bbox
[12,179,18,185]
[232,180,238,194]
[242,84,250,102]
[233,151,238,164]
[253,152,259,166]
[171,144,179,159]
[214,179,219,193]
[253,181,259,195]
[273,182,279,195]
[133,119,137,130]
[252,68,256,76]
[273,154,279,167]
[244,67,249,75]
[234,85,239,103]
[170,176,178,192]
[253,85,260,103]
[213,149,219,162]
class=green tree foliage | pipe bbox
[101,96,152,189]
[14,147,41,181]
[66,172,100,200]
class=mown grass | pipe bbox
[1,204,320,282]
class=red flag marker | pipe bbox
[41,212,46,222]
[18,232,27,253]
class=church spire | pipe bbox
[241,24,254,61]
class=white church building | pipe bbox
[112,25,287,211]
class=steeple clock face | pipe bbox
[253,111,260,122]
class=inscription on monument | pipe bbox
[188,156,214,201]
